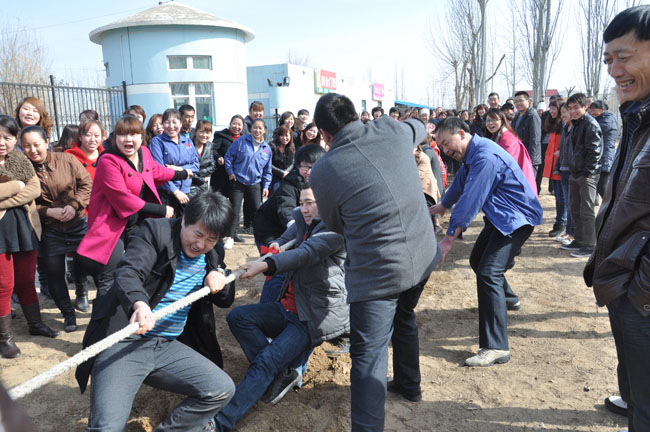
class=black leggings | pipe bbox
[40,254,84,316]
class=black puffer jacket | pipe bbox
[211,129,239,197]
[253,169,305,244]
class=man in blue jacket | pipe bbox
[589,100,619,199]
[311,93,441,431]
[430,117,543,368]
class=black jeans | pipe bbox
[229,181,261,237]
[469,221,533,350]
[569,173,599,248]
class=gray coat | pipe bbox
[310,117,441,303]
[271,208,348,345]
[188,140,216,198]
[513,106,542,166]
[595,111,618,173]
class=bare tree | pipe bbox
[515,0,564,102]
[286,49,311,67]
[579,0,617,98]
[0,22,50,84]
[393,64,406,101]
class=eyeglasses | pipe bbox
[298,164,312,172]
[485,118,500,124]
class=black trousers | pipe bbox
[229,181,261,237]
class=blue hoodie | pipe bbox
[224,134,272,189]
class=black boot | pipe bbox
[0,314,21,358]
[63,312,77,333]
[74,282,90,312]
[21,302,59,338]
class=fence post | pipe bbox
[49,75,61,141]
[122,81,128,109]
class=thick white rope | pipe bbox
[8,239,295,400]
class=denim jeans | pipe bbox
[254,241,287,304]
[349,278,430,432]
[89,336,234,432]
[217,302,311,430]
[607,295,650,432]
[569,173,599,248]
[560,171,574,236]
[469,221,534,350]
[551,178,567,227]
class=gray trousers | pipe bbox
[88,336,234,432]
[568,173,599,248]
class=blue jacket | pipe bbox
[441,135,543,236]
[595,111,618,173]
[148,132,200,194]
[224,134,273,189]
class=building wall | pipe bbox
[246,63,395,128]
[98,25,249,129]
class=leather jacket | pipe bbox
[585,99,650,316]
[568,113,602,177]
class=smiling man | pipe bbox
[430,117,542,368]
[584,6,650,431]
[76,191,236,432]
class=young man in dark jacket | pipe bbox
[310,93,441,431]
[584,6,650,430]
[589,100,619,199]
[212,184,348,431]
[75,191,236,431]
[512,91,542,177]
[563,93,603,258]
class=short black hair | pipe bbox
[604,5,650,43]
[436,117,470,136]
[590,100,608,110]
[314,93,359,136]
[514,91,530,99]
[0,115,20,137]
[371,106,384,115]
[567,93,588,108]
[295,143,326,166]
[488,92,500,99]
[501,102,515,111]
[179,104,195,116]
[20,125,48,142]
[300,182,312,191]
[184,191,233,238]
[297,109,309,117]
[389,107,399,115]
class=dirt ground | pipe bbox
[1,182,627,431]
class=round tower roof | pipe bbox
[89,1,255,44]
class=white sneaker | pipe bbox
[224,237,234,249]
[560,236,574,246]
[554,233,567,242]
[465,348,510,367]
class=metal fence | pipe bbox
[0,76,127,141]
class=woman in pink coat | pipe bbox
[75,116,191,300]
[483,108,537,195]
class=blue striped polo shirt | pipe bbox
[144,251,206,340]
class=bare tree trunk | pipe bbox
[579,0,617,98]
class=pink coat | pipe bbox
[77,147,176,265]
[497,130,538,196]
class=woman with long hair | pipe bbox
[14,97,54,142]
[470,104,488,136]
[300,123,323,148]
[269,124,295,191]
[188,120,215,198]
[554,103,575,246]
[145,113,163,146]
[543,99,566,237]
[0,116,58,358]
[22,125,92,332]
[483,108,536,194]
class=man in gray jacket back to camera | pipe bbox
[310,93,441,431]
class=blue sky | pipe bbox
[3,0,648,106]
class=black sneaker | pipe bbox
[548,225,565,237]
[261,369,300,405]
[387,378,422,402]
[560,240,582,251]
[604,395,628,416]
[63,313,77,332]
[233,234,245,243]
[507,300,521,311]
[571,246,593,258]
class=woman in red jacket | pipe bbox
[65,120,105,182]
[75,116,190,302]
[542,99,566,237]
